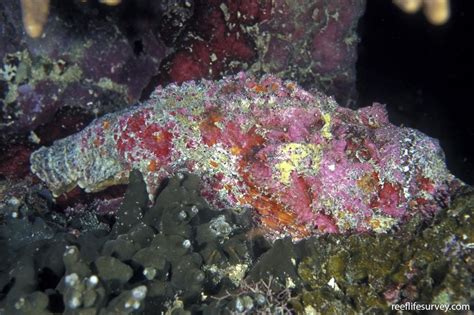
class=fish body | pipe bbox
[31,73,457,238]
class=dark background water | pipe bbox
[357,0,474,184]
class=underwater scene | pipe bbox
[0,0,472,314]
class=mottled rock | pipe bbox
[0,1,167,135]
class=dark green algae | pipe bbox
[0,170,472,314]
[292,188,474,314]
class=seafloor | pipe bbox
[0,170,473,314]
[1,0,473,314]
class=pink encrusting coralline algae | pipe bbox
[30,73,459,239]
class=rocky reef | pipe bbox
[0,170,472,314]
[161,0,365,106]
[0,0,472,313]
[0,0,168,135]
[0,171,255,314]
[1,0,364,139]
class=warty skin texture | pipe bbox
[31,73,459,239]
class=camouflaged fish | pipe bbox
[30,73,459,239]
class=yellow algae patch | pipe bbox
[356,172,380,194]
[335,211,358,231]
[321,113,332,140]
[275,143,322,184]
[173,113,198,130]
[230,146,241,155]
[368,215,397,233]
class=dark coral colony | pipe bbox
[0,0,472,314]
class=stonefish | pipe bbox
[31,73,458,239]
